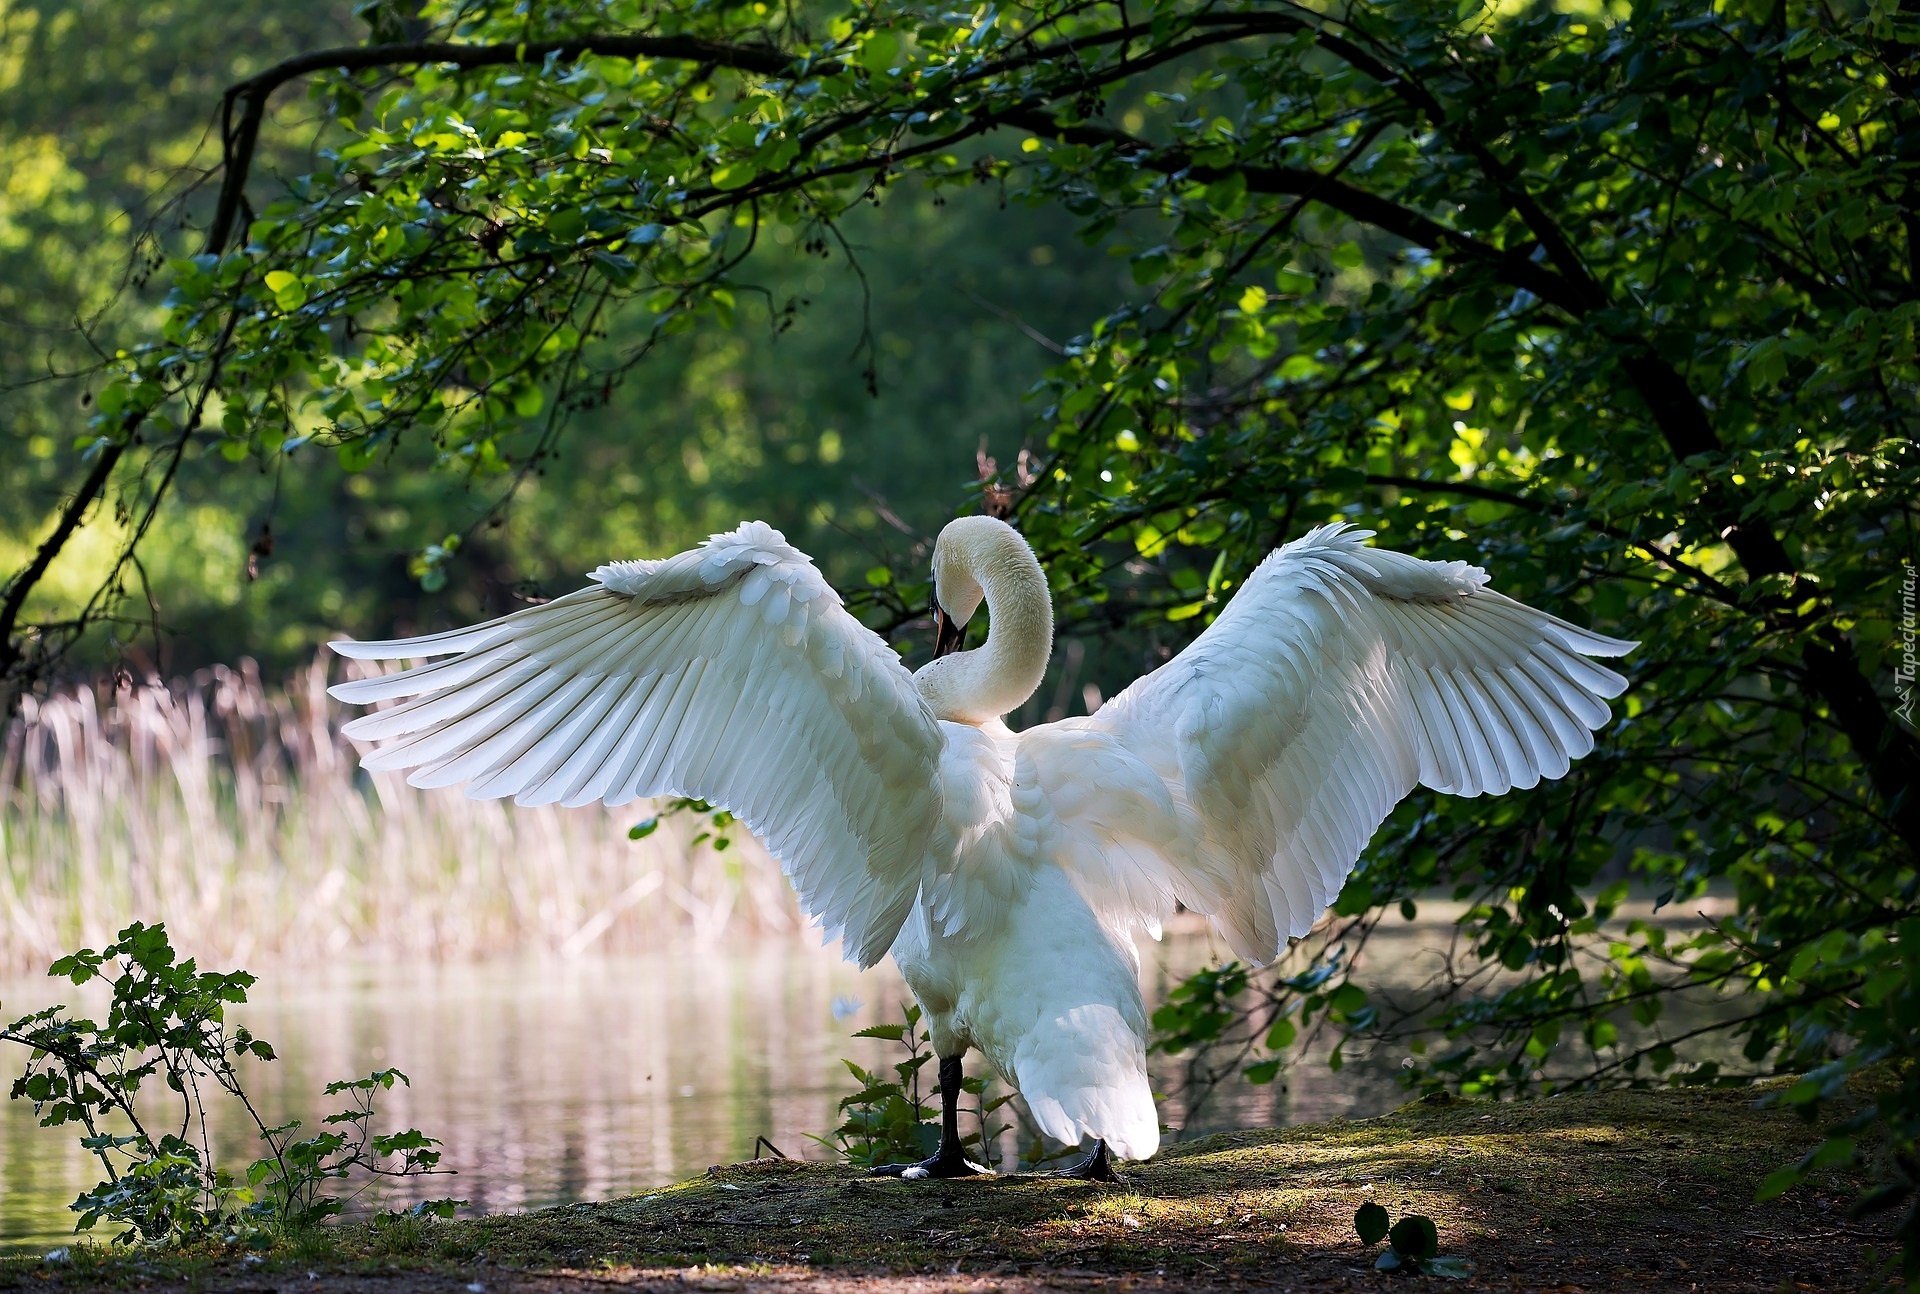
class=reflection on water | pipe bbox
[0,926,1414,1250]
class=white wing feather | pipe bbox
[1072,522,1636,963]
[328,521,945,967]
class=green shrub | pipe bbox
[2,922,460,1245]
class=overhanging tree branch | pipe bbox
[206,32,839,256]
[0,422,139,690]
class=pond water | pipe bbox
[0,925,1420,1250]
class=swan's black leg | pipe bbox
[1048,1139,1121,1183]
[868,1055,990,1179]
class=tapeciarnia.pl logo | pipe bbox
[1899,564,1917,729]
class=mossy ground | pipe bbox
[0,1086,1893,1293]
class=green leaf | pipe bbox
[857,31,900,74]
[590,250,638,286]
[1389,1214,1439,1260]
[1809,1135,1856,1169]
[262,269,308,310]
[1354,1201,1390,1246]
[1758,1159,1797,1198]
[336,439,376,473]
[1328,983,1366,1015]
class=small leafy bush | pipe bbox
[1355,1202,1472,1278]
[818,1003,1013,1170]
[2,921,460,1245]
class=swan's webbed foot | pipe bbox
[1048,1139,1121,1183]
[868,1054,994,1179]
[868,1148,991,1180]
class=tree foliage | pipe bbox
[2,0,1917,1260]
[0,0,1104,672]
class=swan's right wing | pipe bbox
[328,521,945,968]
[1076,523,1635,964]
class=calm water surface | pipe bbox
[0,929,1413,1250]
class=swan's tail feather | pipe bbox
[1012,1003,1159,1162]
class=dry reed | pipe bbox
[0,657,801,975]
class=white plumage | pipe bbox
[329,516,1634,1172]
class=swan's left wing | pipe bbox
[1070,522,1636,964]
[327,521,944,967]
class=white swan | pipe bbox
[328,516,1634,1179]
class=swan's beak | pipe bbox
[932,598,966,658]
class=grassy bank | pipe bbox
[0,1086,1890,1292]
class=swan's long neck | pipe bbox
[916,539,1054,726]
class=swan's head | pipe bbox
[918,516,1054,723]
[929,516,1006,657]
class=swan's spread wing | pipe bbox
[328,521,945,967]
[1080,522,1636,963]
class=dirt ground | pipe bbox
[0,1087,1897,1293]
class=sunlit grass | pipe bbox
[0,657,798,974]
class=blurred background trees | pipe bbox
[0,0,1125,673]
